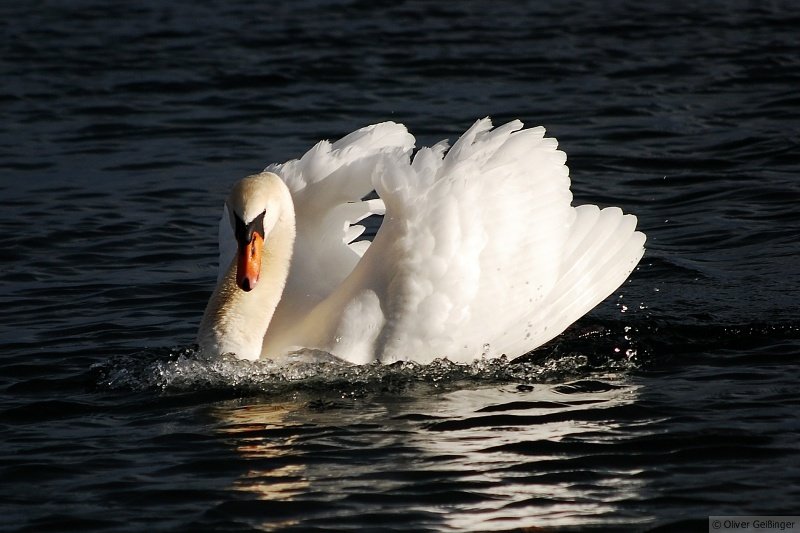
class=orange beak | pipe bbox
[236,232,263,292]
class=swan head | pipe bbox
[226,172,289,292]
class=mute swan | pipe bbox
[197,118,645,364]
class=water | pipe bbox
[2,0,799,531]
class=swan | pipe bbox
[197,118,646,364]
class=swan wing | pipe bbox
[264,122,415,331]
[373,119,645,363]
[371,118,582,362]
[263,119,645,364]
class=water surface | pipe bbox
[2,1,799,531]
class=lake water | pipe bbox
[2,1,799,531]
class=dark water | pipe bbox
[2,1,800,531]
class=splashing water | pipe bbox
[92,342,637,398]
[92,320,800,397]
[88,321,662,397]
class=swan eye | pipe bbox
[234,210,267,248]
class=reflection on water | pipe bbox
[219,403,308,491]
[1,0,798,530]
[214,402,310,530]
[211,379,647,531]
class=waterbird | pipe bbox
[197,118,645,363]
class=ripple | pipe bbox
[2,0,800,531]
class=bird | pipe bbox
[197,118,645,364]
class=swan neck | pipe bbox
[197,187,295,360]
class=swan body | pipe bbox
[197,119,646,364]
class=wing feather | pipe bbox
[261,123,414,354]
[259,119,645,363]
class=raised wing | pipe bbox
[369,118,579,362]
[262,119,644,364]
[263,123,415,343]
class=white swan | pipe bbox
[197,118,646,364]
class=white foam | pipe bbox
[93,344,638,396]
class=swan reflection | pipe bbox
[214,402,308,502]
[212,377,646,530]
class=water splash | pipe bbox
[91,344,635,397]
